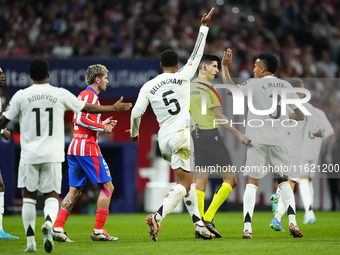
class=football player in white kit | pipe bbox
[0,58,131,252]
[130,8,215,241]
[300,106,333,223]
[0,67,19,240]
[222,50,305,239]
[269,78,324,231]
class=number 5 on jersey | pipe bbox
[162,90,181,115]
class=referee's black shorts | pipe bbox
[191,128,232,168]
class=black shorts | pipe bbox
[191,128,232,168]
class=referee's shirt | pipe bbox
[190,77,220,130]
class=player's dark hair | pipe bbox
[160,49,179,68]
[199,53,220,71]
[28,58,49,81]
[258,53,278,74]
[289,78,304,88]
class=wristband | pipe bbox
[0,129,3,135]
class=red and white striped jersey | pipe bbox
[67,87,105,156]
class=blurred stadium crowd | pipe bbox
[0,0,339,121]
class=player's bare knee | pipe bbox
[196,178,208,192]
[0,182,4,192]
[100,182,114,197]
[108,184,114,194]
[223,178,237,188]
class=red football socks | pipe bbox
[94,209,109,230]
[54,209,70,228]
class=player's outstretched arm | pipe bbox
[82,100,131,114]
[177,7,214,79]
[113,96,133,112]
[221,49,236,95]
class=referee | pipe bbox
[190,53,251,238]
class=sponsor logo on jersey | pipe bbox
[73,134,88,138]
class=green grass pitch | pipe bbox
[1,211,339,254]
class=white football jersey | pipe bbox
[238,76,300,146]
[286,103,319,158]
[302,107,334,160]
[131,26,209,138]
[3,83,86,164]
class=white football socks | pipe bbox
[243,184,258,233]
[44,197,59,228]
[275,190,286,222]
[279,181,297,226]
[309,180,314,207]
[22,198,37,247]
[183,183,204,226]
[299,179,313,214]
[156,184,187,224]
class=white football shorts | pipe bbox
[294,158,318,179]
[158,128,191,172]
[243,143,290,179]
[18,161,62,194]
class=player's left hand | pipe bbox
[114,97,133,112]
[221,49,233,67]
[130,135,139,142]
[126,129,139,142]
[1,128,11,140]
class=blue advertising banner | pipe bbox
[1,58,162,98]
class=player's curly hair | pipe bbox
[85,64,109,85]
[160,49,179,68]
[28,58,49,81]
[199,53,220,71]
[258,53,278,74]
